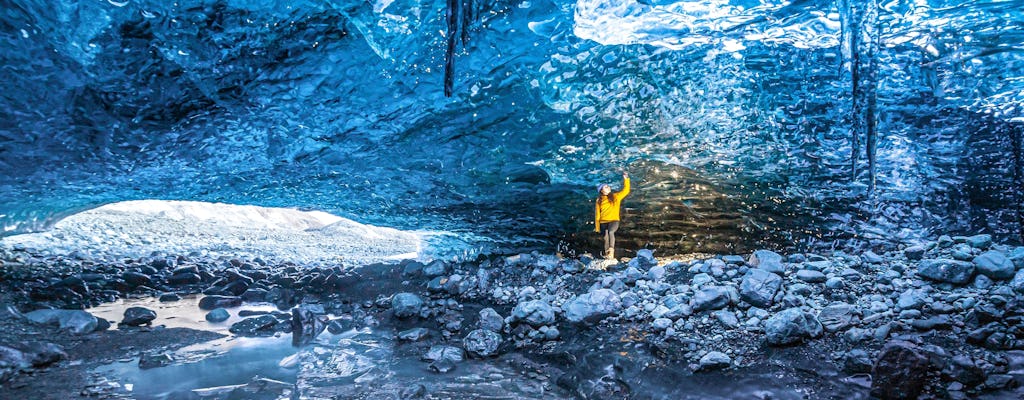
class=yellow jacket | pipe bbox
[594,177,630,231]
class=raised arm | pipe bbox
[616,175,630,199]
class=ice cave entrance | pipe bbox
[0,200,423,266]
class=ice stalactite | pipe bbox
[444,0,475,97]
[842,0,880,192]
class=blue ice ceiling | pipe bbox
[1,0,1022,252]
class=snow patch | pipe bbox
[0,200,424,267]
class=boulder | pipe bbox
[795,269,827,283]
[122,307,157,326]
[563,289,622,323]
[965,234,992,249]
[739,269,782,308]
[690,286,732,312]
[1008,247,1024,269]
[463,329,502,357]
[24,309,98,335]
[917,259,975,285]
[512,300,556,326]
[205,308,230,322]
[818,303,858,332]
[478,308,504,332]
[748,250,785,274]
[698,351,732,371]
[198,295,242,310]
[229,315,278,336]
[973,251,1015,280]
[765,308,823,346]
[391,293,424,319]
[871,340,929,399]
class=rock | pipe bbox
[764,308,823,346]
[795,269,827,283]
[629,249,658,269]
[512,300,556,327]
[917,259,975,285]
[622,267,643,284]
[871,340,930,400]
[291,304,329,346]
[25,309,98,335]
[897,289,928,310]
[563,289,622,323]
[652,318,672,331]
[910,316,950,331]
[843,349,873,374]
[904,246,926,260]
[818,303,858,332]
[205,308,230,322]
[646,265,666,281]
[139,352,174,369]
[422,261,448,278]
[121,307,156,326]
[391,293,424,319]
[698,351,731,371]
[198,295,242,310]
[0,342,65,371]
[713,310,739,328]
[973,251,1015,280]
[167,273,201,285]
[825,277,845,289]
[463,329,502,357]
[159,293,181,302]
[1011,269,1024,293]
[690,286,732,312]
[398,327,430,341]
[423,345,463,363]
[722,255,745,264]
[863,251,884,264]
[1009,247,1024,269]
[965,234,992,249]
[748,250,784,274]
[478,308,504,332]
[122,272,152,287]
[739,269,782,308]
[229,315,278,336]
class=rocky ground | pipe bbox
[1,234,1023,399]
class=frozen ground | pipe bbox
[0,200,430,266]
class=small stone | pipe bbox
[198,295,242,310]
[739,269,782,308]
[904,246,926,260]
[652,318,672,331]
[765,308,823,346]
[795,270,826,283]
[690,286,732,312]
[698,351,732,371]
[121,307,157,326]
[463,329,502,357]
[205,308,230,322]
[825,277,845,289]
[391,293,424,319]
[862,251,884,264]
[818,303,857,332]
[478,308,504,332]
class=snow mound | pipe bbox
[0,200,422,267]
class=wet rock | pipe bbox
[698,351,731,371]
[512,299,556,327]
[25,309,98,335]
[910,316,951,331]
[871,340,929,400]
[429,358,456,373]
[292,304,329,346]
[121,307,156,326]
[818,303,858,332]
[167,272,201,285]
[917,259,975,285]
[690,286,732,312]
[122,272,152,287]
[973,251,1015,280]
[862,251,884,264]
[795,269,826,283]
[964,234,992,249]
[713,310,739,328]
[478,308,504,332]
[158,293,181,302]
[422,345,463,363]
[842,349,873,374]
[422,261,448,278]
[825,277,845,289]
[229,315,279,336]
[391,293,424,319]
[463,329,501,357]
[765,308,823,346]
[897,289,928,310]
[205,308,230,322]
[398,327,430,342]
[564,289,622,323]
[0,342,65,372]
[652,318,672,331]
[139,352,174,369]
[748,250,784,274]
[198,295,242,310]
[739,269,782,308]
[904,246,926,260]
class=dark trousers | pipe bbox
[600,221,619,251]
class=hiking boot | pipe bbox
[605,248,615,260]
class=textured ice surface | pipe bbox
[0,0,1021,250]
[0,200,423,266]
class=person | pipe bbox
[594,171,630,260]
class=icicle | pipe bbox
[444,0,459,97]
